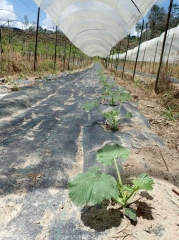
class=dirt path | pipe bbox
[0,64,179,240]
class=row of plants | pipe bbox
[82,71,132,130]
[68,70,154,221]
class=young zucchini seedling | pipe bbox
[82,89,132,131]
[98,70,109,86]
[101,85,122,106]
[68,144,154,221]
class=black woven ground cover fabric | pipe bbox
[0,64,166,239]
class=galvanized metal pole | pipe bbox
[122,35,130,79]
[132,19,144,80]
[155,0,174,93]
[115,42,121,71]
[54,26,58,70]
[166,33,175,66]
[34,7,40,72]
[141,47,146,72]
[152,40,159,74]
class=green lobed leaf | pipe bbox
[118,87,127,93]
[132,173,154,191]
[126,112,133,119]
[68,167,119,206]
[81,100,98,112]
[116,92,131,102]
[103,110,118,120]
[96,144,130,166]
[103,90,112,96]
[124,208,137,221]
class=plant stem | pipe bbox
[114,158,122,186]
[112,196,124,206]
[112,95,114,105]
[125,187,139,205]
[96,106,113,126]
[96,106,105,117]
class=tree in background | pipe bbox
[169,3,179,28]
[148,5,167,39]
[24,15,29,27]
[135,22,142,37]
[135,4,179,41]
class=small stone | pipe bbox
[147,105,154,108]
[34,221,40,224]
[59,204,64,210]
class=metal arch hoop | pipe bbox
[130,0,141,14]
[0,9,24,25]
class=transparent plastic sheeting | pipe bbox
[111,25,179,64]
[33,0,163,57]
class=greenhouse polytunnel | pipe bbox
[111,25,179,64]
[33,0,165,57]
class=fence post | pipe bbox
[132,19,144,80]
[34,7,40,72]
[68,43,72,70]
[166,33,175,67]
[141,47,146,73]
[115,42,121,71]
[155,0,174,93]
[152,40,159,74]
[0,27,2,58]
[63,41,66,71]
[8,20,10,44]
[72,52,75,70]
[54,26,58,70]
[122,34,130,79]
[149,59,152,73]
[110,49,114,70]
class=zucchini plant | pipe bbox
[98,70,108,86]
[82,88,132,131]
[68,144,154,221]
[101,86,131,106]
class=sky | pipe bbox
[0,0,178,30]
[0,0,54,30]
